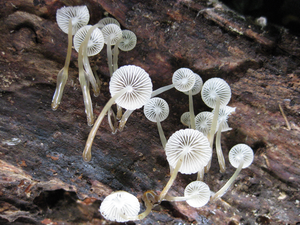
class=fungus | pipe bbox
[144,97,169,148]
[211,144,254,201]
[97,17,120,29]
[51,5,89,110]
[99,191,140,222]
[159,129,211,201]
[180,112,191,127]
[82,65,152,162]
[195,111,214,137]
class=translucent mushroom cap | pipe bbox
[144,97,169,123]
[73,25,104,56]
[180,112,191,127]
[109,65,153,110]
[184,73,203,95]
[99,191,140,222]
[229,144,254,169]
[118,30,137,51]
[212,106,236,132]
[56,5,90,35]
[172,68,196,92]
[195,111,214,136]
[102,24,122,45]
[97,17,120,29]
[184,181,211,208]
[165,129,212,174]
[201,78,231,108]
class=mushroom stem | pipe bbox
[112,38,122,72]
[159,154,184,202]
[116,104,123,120]
[156,115,167,149]
[51,20,72,110]
[163,194,198,202]
[215,122,226,173]
[211,160,243,201]
[151,84,174,97]
[196,166,205,181]
[107,37,113,77]
[83,86,131,161]
[118,109,134,132]
[188,89,196,129]
[107,107,117,134]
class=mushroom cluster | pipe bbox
[51,5,255,223]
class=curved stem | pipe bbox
[156,116,167,149]
[82,87,131,162]
[112,38,122,72]
[118,109,134,132]
[51,20,72,110]
[211,161,243,201]
[108,107,117,134]
[189,89,195,129]
[107,37,113,77]
[116,104,123,120]
[151,84,174,97]
[215,122,226,173]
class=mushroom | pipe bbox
[144,97,169,148]
[164,181,211,208]
[97,17,120,29]
[99,191,140,222]
[159,129,212,201]
[82,65,152,162]
[180,112,191,128]
[195,111,214,137]
[52,5,89,110]
[211,144,254,201]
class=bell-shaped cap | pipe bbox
[212,106,236,132]
[109,65,153,110]
[118,30,137,51]
[102,24,122,45]
[229,144,254,169]
[99,191,140,222]
[56,5,90,35]
[184,181,211,207]
[144,97,169,123]
[73,25,104,56]
[184,73,203,95]
[180,112,191,127]
[201,78,231,109]
[195,111,214,136]
[165,129,212,174]
[97,17,120,29]
[172,68,195,92]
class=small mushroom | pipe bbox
[211,144,254,201]
[180,112,191,128]
[195,111,214,137]
[82,65,152,161]
[144,97,169,148]
[97,17,120,29]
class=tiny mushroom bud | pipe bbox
[180,112,191,127]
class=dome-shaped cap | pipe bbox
[102,24,122,45]
[195,111,214,136]
[184,181,211,208]
[212,106,236,132]
[201,78,231,109]
[73,25,104,56]
[165,129,212,174]
[144,97,169,123]
[180,112,191,127]
[184,73,203,95]
[97,17,120,29]
[56,5,90,35]
[229,144,254,169]
[99,191,140,222]
[109,65,153,110]
[172,68,195,92]
[118,30,137,51]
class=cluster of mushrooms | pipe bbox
[52,5,254,223]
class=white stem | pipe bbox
[112,38,122,72]
[197,166,205,181]
[118,109,134,132]
[163,194,199,202]
[107,37,113,77]
[82,87,131,161]
[108,107,117,134]
[151,84,174,97]
[116,104,123,120]
[156,116,167,149]
[215,122,226,173]
[189,89,195,129]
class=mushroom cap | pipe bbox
[118,30,137,51]
[184,73,203,95]
[73,25,104,56]
[97,17,120,29]
[201,78,231,109]
[229,144,254,169]
[99,191,140,222]
[102,24,122,45]
[184,181,211,208]
[144,97,169,123]
[165,129,212,174]
[180,112,191,127]
[195,111,214,136]
[56,5,90,35]
[172,68,196,92]
[109,65,153,110]
[212,106,236,132]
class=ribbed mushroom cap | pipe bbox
[109,65,153,110]
[97,17,120,29]
[102,24,122,45]
[184,181,211,208]
[201,78,231,109]
[195,111,214,136]
[73,25,104,56]
[172,68,195,92]
[212,106,236,132]
[184,73,203,95]
[56,5,90,35]
[144,97,169,123]
[118,30,137,51]
[99,191,140,222]
[229,144,254,169]
[165,129,212,174]
[180,112,191,127]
